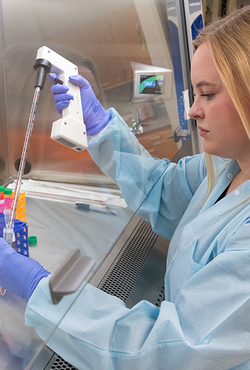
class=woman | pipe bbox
[1,6,250,370]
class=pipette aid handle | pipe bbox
[35,46,88,151]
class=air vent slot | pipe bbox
[99,220,158,302]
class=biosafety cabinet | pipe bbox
[0,0,206,369]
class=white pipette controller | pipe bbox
[34,46,88,151]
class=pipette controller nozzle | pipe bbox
[33,58,51,90]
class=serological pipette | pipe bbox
[6,57,51,243]
[6,87,41,243]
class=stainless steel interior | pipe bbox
[0,0,187,188]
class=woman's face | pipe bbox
[189,42,250,163]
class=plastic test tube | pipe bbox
[3,187,14,246]
[4,188,12,199]
[0,186,4,205]
[4,188,13,211]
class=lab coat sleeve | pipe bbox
[25,221,250,370]
[88,108,207,240]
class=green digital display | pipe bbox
[140,75,164,94]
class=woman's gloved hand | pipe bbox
[0,238,50,302]
[50,73,111,136]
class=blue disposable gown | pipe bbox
[26,109,250,369]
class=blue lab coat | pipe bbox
[26,109,250,369]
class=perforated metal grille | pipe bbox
[99,220,158,302]
[155,284,165,307]
[49,355,77,370]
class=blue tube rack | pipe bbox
[0,213,29,256]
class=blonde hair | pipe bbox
[193,6,250,196]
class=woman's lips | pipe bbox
[198,126,209,137]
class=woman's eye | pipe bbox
[201,93,214,100]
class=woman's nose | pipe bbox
[188,98,204,120]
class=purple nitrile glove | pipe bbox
[0,238,50,302]
[50,73,111,136]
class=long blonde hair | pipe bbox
[193,6,250,196]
